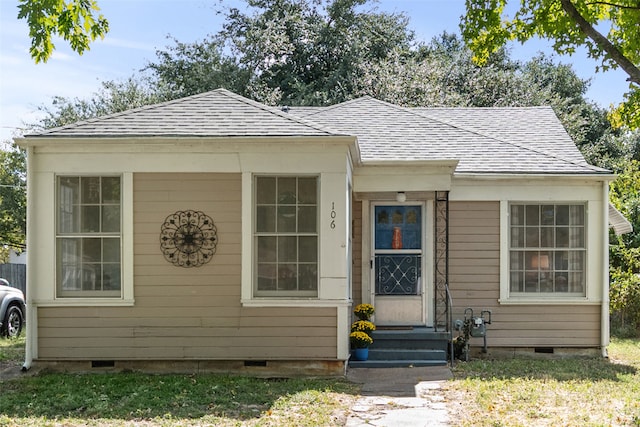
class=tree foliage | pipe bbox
[461,0,640,129]
[18,0,109,63]
[609,160,640,335]
[215,0,416,105]
[355,33,531,107]
[17,0,640,129]
[35,78,167,130]
[0,144,27,263]
[145,37,250,100]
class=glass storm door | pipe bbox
[372,204,426,325]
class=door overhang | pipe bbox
[352,160,458,193]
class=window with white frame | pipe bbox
[56,176,122,297]
[254,176,318,297]
[509,203,586,296]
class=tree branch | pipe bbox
[560,0,640,85]
[585,1,640,10]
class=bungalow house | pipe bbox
[18,89,621,375]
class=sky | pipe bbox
[0,0,632,144]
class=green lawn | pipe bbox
[0,368,357,426]
[446,338,640,426]
[0,336,358,426]
[0,335,24,364]
[1,336,639,426]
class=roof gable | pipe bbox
[28,88,341,138]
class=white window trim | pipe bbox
[44,172,134,307]
[499,200,600,305]
[243,173,321,304]
[241,172,352,307]
[253,175,320,298]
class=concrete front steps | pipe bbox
[348,327,450,368]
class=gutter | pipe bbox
[454,172,616,181]
[22,146,34,371]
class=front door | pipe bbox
[371,203,426,326]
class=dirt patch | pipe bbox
[0,361,24,380]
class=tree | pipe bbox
[609,160,640,335]
[357,41,527,107]
[0,144,27,263]
[581,128,640,170]
[18,0,109,63]
[35,78,166,129]
[216,0,416,105]
[461,0,640,129]
[145,37,251,100]
[356,33,535,108]
[353,33,614,156]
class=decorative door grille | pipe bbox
[375,254,421,295]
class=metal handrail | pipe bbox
[445,282,454,367]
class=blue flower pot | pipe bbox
[353,347,369,361]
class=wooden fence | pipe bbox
[0,263,26,296]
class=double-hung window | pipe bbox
[56,176,122,297]
[509,203,586,296]
[254,176,318,297]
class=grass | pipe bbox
[0,373,357,426]
[2,337,640,426]
[0,335,25,364]
[0,337,358,426]
[446,337,640,426]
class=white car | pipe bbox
[0,278,25,338]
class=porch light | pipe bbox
[396,191,406,202]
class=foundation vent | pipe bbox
[91,360,116,368]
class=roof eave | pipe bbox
[360,159,460,168]
[16,134,356,147]
[454,171,616,180]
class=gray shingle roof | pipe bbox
[26,89,609,175]
[28,88,341,138]
[287,97,608,174]
[413,107,588,166]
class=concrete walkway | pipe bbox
[345,366,452,426]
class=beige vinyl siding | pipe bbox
[37,173,337,361]
[449,201,600,348]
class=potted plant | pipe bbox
[350,331,373,361]
[351,319,376,335]
[353,303,375,321]
[350,304,375,361]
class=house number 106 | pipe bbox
[330,202,336,229]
